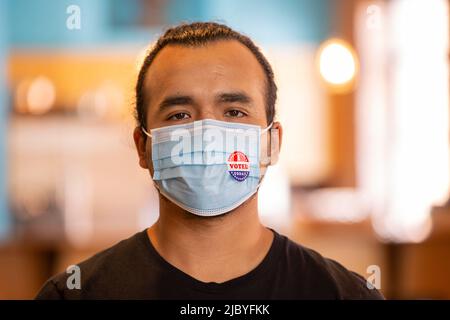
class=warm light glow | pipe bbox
[380,0,450,242]
[318,39,357,86]
[355,1,390,238]
[267,47,330,185]
[356,0,449,242]
[26,76,55,115]
[258,165,291,228]
[305,188,369,223]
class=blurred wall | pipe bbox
[0,0,10,239]
[7,0,331,48]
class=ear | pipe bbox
[270,121,283,165]
[273,121,283,150]
[133,126,149,169]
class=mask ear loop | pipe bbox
[260,122,274,168]
[259,122,274,180]
[141,127,152,138]
[261,121,274,134]
[141,127,158,183]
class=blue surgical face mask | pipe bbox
[142,119,277,217]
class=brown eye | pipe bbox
[169,112,191,121]
[225,110,245,118]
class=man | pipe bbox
[36,22,383,299]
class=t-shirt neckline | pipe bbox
[139,227,283,293]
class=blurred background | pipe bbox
[0,0,449,299]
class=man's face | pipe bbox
[135,39,273,172]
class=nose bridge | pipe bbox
[193,83,220,121]
[196,98,217,121]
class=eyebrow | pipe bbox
[157,91,253,111]
[158,95,194,110]
[216,92,252,105]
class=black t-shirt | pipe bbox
[35,228,384,299]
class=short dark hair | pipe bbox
[135,22,277,129]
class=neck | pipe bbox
[147,193,274,283]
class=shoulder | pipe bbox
[275,231,384,300]
[35,230,148,300]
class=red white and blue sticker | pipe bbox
[227,151,250,182]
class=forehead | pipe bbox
[143,40,266,104]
